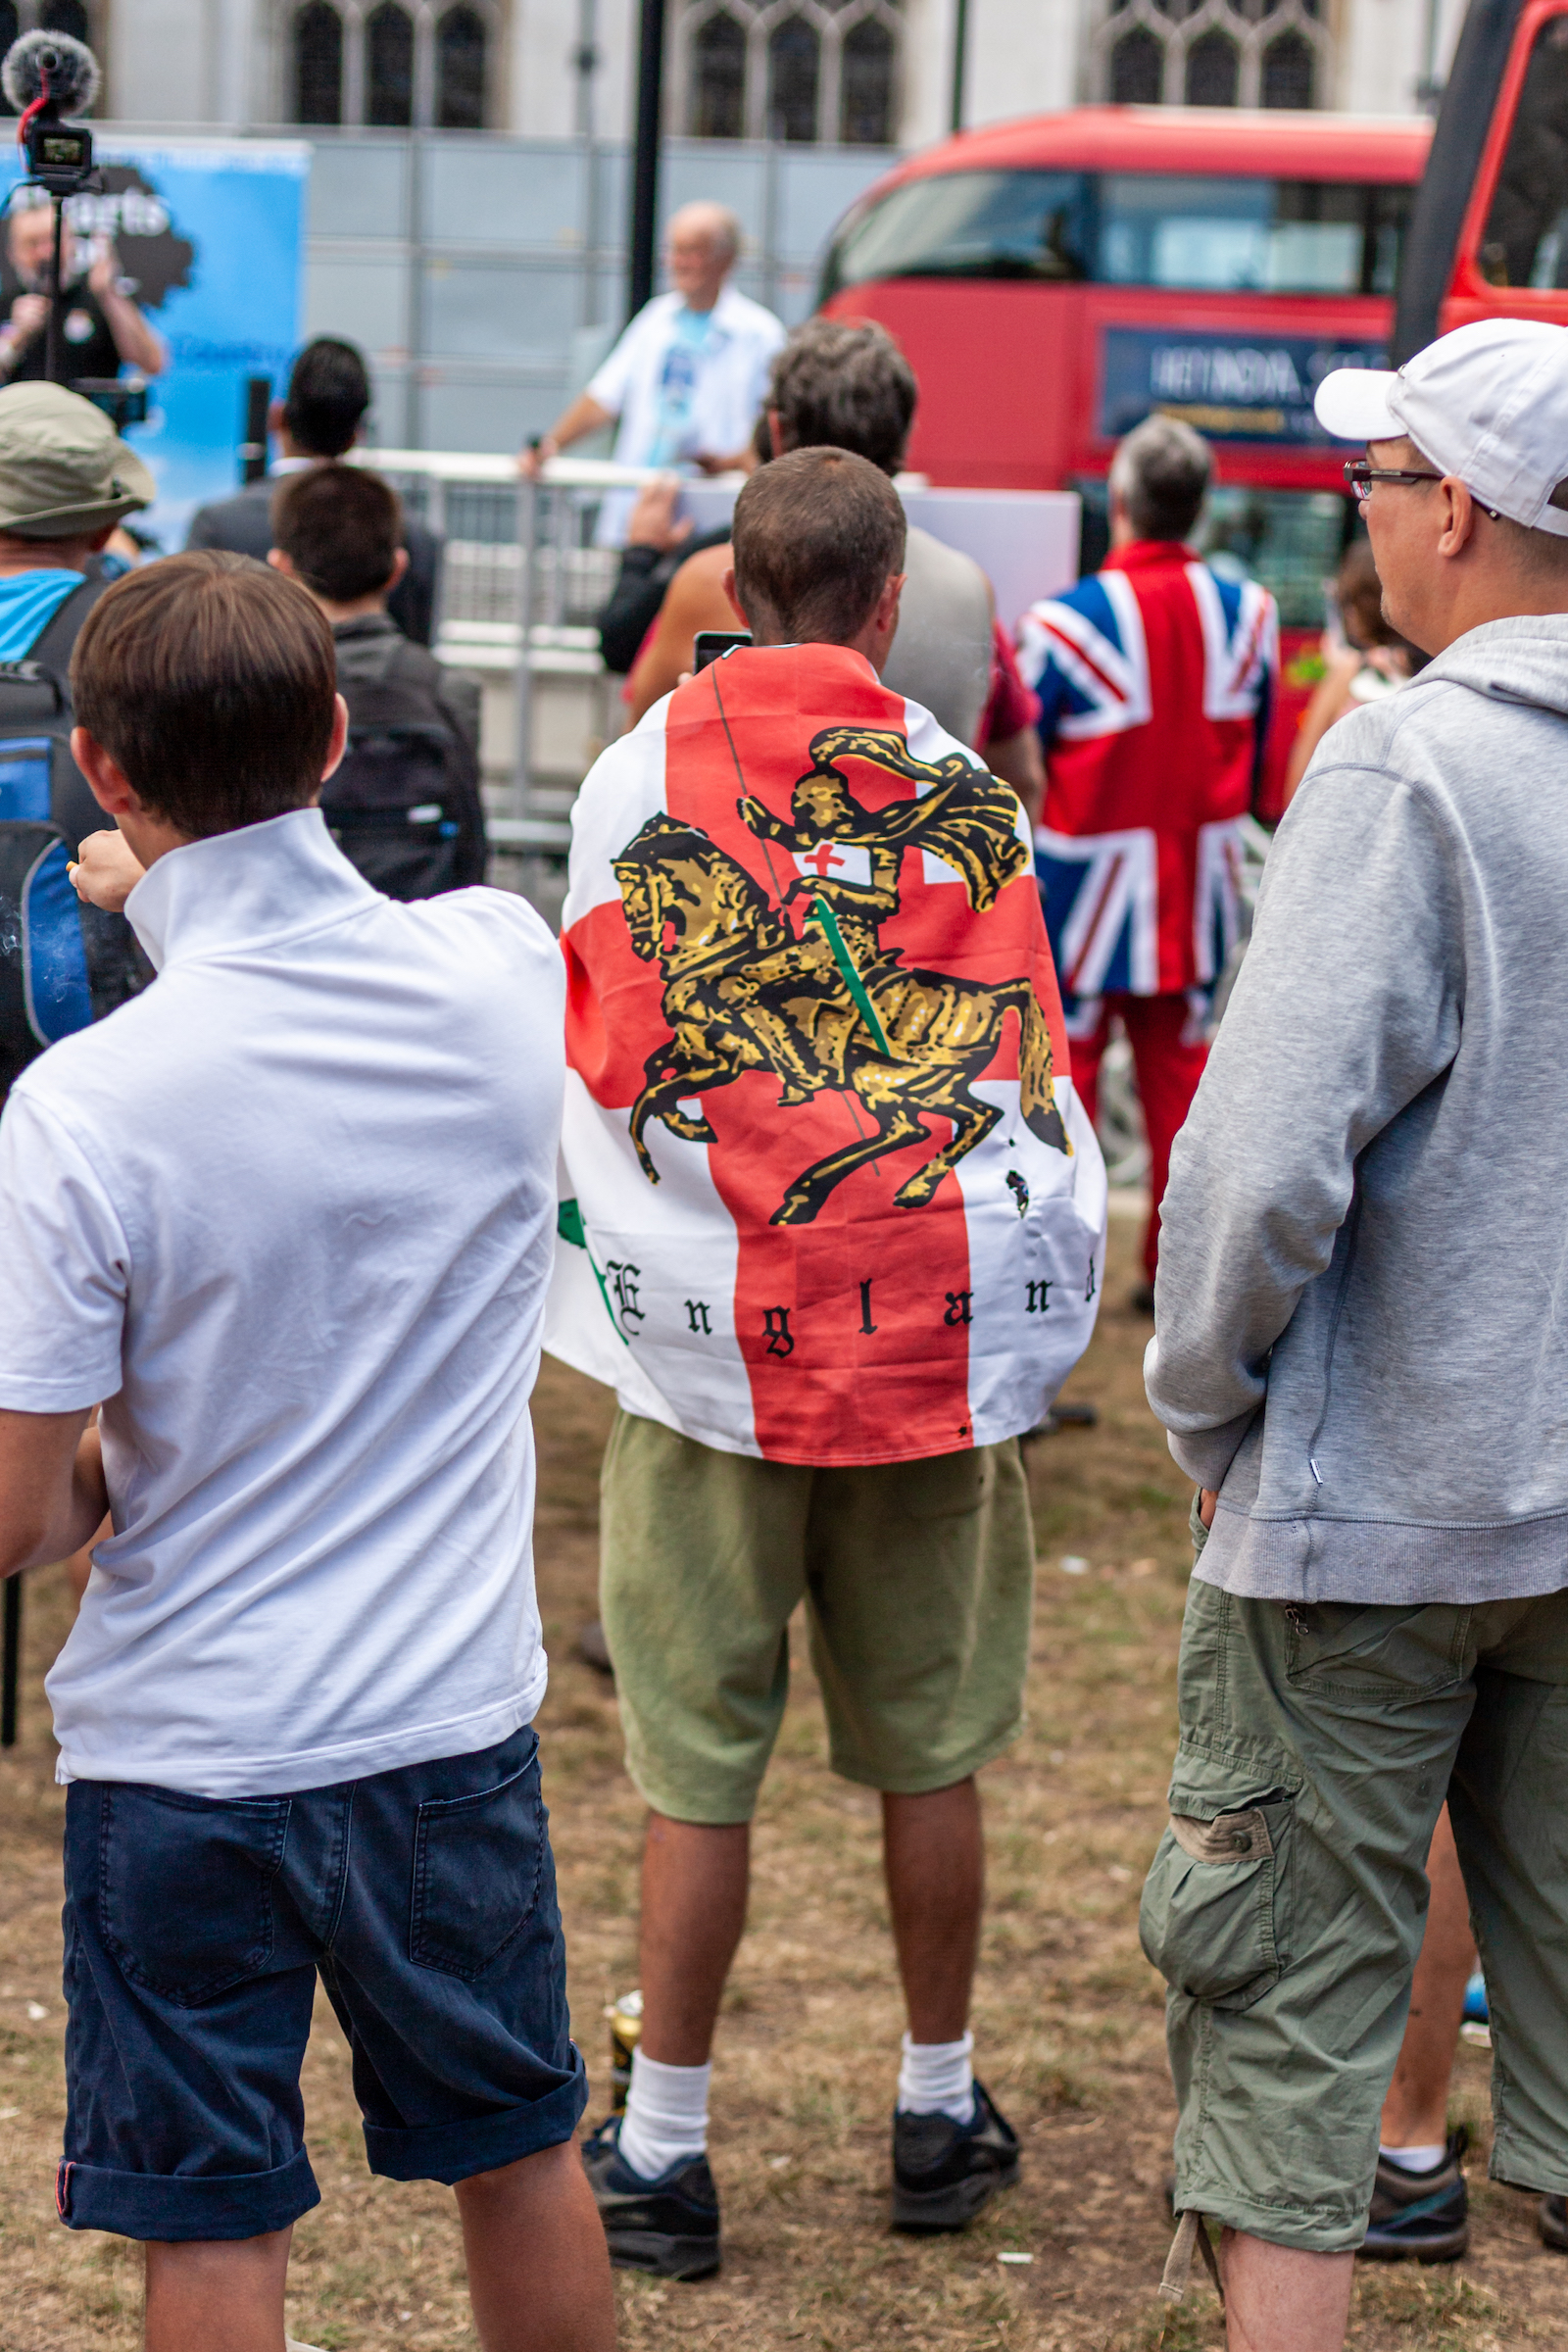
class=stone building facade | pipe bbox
[57,0,1464,149]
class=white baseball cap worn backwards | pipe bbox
[1314,318,1568,540]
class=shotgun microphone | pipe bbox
[1,29,100,120]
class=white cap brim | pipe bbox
[1313,367,1401,443]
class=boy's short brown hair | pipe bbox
[271,464,402,605]
[732,447,906,645]
[71,551,338,839]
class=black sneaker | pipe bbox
[1359,2131,1469,2263]
[1540,2193,1568,2251]
[580,2113,721,2279]
[892,2081,1019,2231]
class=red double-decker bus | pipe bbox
[1396,0,1568,355]
[817,107,1432,810]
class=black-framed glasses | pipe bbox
[1344,460,1445,505]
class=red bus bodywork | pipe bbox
[818,109,1431,493]
[818,109,1432,809]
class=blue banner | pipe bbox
[0,137,308,549]
[1099,327,1387,446]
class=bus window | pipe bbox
[820,170,1089,295]
[1478,14,1568,288]
[1072,481,1350,629]
[1196,488,1352,630]
[1097,175,1410,295]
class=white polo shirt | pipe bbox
[0,808,564,1798]
[588,282,786,542]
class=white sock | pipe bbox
[897,2031,975,2124]
[1380,2141,1446,2173]
[617,2049,710,2181]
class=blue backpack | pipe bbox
[0,577,151,1101]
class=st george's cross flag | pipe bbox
[543,642,1108,1467]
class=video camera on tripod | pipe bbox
[0,29,146,428]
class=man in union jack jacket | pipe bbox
[1017,416,1277,1305]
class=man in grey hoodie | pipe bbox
[1142,317,1568,2351]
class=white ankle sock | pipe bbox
[897,2031,975,2124]
[617,2049,710,2181]
[1380,2141,1446,2173]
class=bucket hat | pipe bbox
[0,378,154,536]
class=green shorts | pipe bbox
[1142,1517,1568,2253]
[599,1410,1035,1824]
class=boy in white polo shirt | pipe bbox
[0,551,613,2352]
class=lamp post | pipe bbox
[951,0,969,132]
[628,0,666,321]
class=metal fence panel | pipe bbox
[305,252,410,350]
[294,130,898,455]
[423,259,583,359]
[306,139,409,239]
[423,140,591,248]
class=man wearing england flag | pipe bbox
[1018,416,1277,1308]
[546,448,1106,2279]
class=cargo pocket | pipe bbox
[99,1785,291,2006]
[1284,1601,1467,1699]
[1140,1783,1293,2012]
[410,1747,546,1980]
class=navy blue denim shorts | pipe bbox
[58,1724,588,2242]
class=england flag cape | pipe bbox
[544,642,1107,1467]
[1017,542,1277,1028]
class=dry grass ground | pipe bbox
[4,1217,1568,2350]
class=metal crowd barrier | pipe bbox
[355,450,744,901]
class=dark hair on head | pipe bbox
[72,551,338,839]
[1109,414,1213,542]
[272,464,402,604]
[732,446,906,644]
[1337,537,1396,652]
[282,337,370,459]
[768,318,918,478]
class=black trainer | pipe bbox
[1359,2131,1469,2263]
[580,2113,721,2279]
[1540,2193,1568,2251]
[892,2081,1020,2231]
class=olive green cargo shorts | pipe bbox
[599,1410,1035,1824]
[1142,1507,1568,2253]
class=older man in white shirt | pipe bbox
[520,202,784,539]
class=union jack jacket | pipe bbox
[1017,539,1278,1028]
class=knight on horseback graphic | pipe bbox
[612,720,1069,1225]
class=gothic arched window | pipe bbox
[692,13,747,137]
[437,4,487,127]
[767,17,818,141]
[1185,27,1238,101]
[1097,0,1327,108]
[1111,23,1162,98]
[0,2,18,111]
[1261,27,1314,105]
[367,1,415,125]
[685,0,901,142]
[841,18,894,144]
[294,0,343,123]
[38,0,89,36]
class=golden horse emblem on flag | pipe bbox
[611,725,1070,1229]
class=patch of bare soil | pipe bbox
[2,1219,1565,2349]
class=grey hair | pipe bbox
[1109,415,1213,542]
[669,201,741,263]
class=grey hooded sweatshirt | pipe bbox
[1147,612,1568,1603]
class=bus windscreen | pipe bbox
[820,171,1090,291]
[1478,17,1568,291]
[822,170,1411,299]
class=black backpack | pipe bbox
[324,623,487,902]
[0,578,152,1101]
